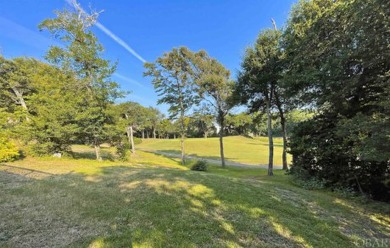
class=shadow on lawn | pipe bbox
[151,149,244,165]
[72,147,115,161]
[1,163,389,247]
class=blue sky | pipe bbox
[0,0,296,113]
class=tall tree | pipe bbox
[191,51,234,167]
[283,0,389,200]
[144,47,200,164]
[146,107,163,139]
[39,2,122,160]
[0,57,81,155]
[237,29,282,176]
[192,108,215,138]
[116,102,153,154]
[27,61,80,155]
[225,113,252,136]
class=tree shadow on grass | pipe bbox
[0,164,389,247]
[152,149,250,165]
[71,147,115,161]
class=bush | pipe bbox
[289,114,390,202]
[116,143,130,161]
[191,160,208,171]
[133,137,142,145]
[0,137,21,162]
[294,177,327,190]
[29,142,72,157]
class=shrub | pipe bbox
[294,177,326,190]
[29,142,72,157]
[191,160,208,171]
[133,137,142,145]
[0,137,20,162]
[289,115,390,202]
[116,143,130,161]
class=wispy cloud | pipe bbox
[65,0,147,63]
[114,73,144,88]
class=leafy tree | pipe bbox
[27,61,80,155]
[39,3,122,160]
[237,29,282,175]
[0,56,36,122]
[144,47,200,164]
[116,102,149,154]
[191,51,234,167]
[157,118,176,139]
[0,56,81,156]
[192,109,215,138]
[225,112,252,136]
[146,107,163,139]
[284,0,389,200]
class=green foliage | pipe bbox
[27,61,80,155]
[0,137,20,162]
[190,50,234,131]
[284,0,390,201]
[191,159,208,171]
[144,47,202,164]
[133,137,142,145]
[289,115,389,201]
[225,112,253,136]
[236,29,282,112]
[115,143,130,161]
[39,6,123,160]
[144,47,201,120]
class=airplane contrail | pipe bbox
[65,0,147,63]
[114,73,145,88]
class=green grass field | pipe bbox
[137,135,291,166]
[0,145,389,247]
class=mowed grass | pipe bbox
[0,146,389,247]
[137,135,291,166]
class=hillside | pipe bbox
[137,136,291,167]
[0,147,388,247]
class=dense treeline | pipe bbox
[284,0,389,201]
[237,0,389,200]
[0,0,388,200]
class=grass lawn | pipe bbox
[137,135,291,166]
[0,145,389,247]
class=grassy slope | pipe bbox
[0,146,389,248]
[137,135,291,166]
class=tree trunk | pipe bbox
[11,87,30,122]
[142,130,145,139]
[204,131,208,139]
[153,127,156,139]
[94,144,102,161]
[266,93,274,176]
[219,114,226,168]
[179,100,186,165]
[180,131,185,165]
[274,90,288,170]
[281,117,288,170]
[127,126,135,154]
